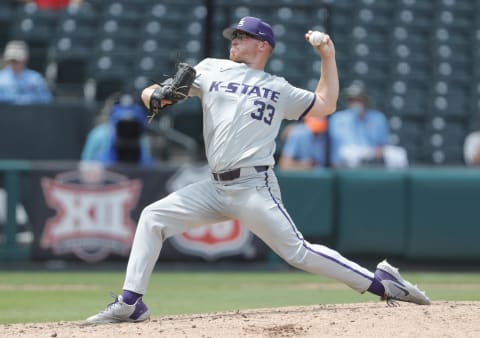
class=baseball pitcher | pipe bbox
[87,16,430,324]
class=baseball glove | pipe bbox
[149,62,196,120]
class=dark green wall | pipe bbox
[277,170,334,241]
[407,169,480,259]
[335,170,407,256]
[277,168,480,260]
[0,103,96,160]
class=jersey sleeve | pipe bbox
[281,83,316,121]
[189,58,212,98]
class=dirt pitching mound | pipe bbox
[2,301,479,337]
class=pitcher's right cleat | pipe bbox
[375,260,431,306]
[86,294,150,324]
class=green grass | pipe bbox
[0,270,479,324]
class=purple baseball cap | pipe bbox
[223,16,276,48]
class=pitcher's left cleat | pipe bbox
[86,294,150,324]
[375,260,431,306]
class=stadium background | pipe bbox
[0,0,479,267]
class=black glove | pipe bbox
[149,62,196,119]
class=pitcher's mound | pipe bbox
[2,301,479,337]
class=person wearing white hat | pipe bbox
[464,130,480,166]
[0,40,53,104]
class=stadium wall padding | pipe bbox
[1,163,480,261]
[278,168,480,260]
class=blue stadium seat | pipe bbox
[389,24,430,62]
[0,2,15,48]
[386,80,429,119]
[468,111,480,131]
[47,35,93,98]
[434,6,473,32]
[392,6,432,31]
[9,4,59,72]
[388,116,424,164]
[46,5,98,98]
[101,1,143,23]
[428,80,471,120]
[85,52,133,102]
[420,117,467,165]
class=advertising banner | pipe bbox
[24,163,268,263]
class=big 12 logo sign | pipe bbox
[40,167,141,263]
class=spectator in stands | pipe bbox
[463,130,480,166]
[16,0,84,10]
[279,116,328,170]
[0,40,53,105]
[81,93,155,167]
[329,82,393,168]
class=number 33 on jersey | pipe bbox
[189,58,315,172]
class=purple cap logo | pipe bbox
[223,16,276,48]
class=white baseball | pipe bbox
[309,31,325,46]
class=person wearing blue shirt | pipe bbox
[81,95,155,166]
[0,40,53,105]
[279,116,328,170]
[329,83,389,168]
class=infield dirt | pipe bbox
[1,301,479,337]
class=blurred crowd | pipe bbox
[279,82,409,170]
[1,0,480,168]
[278,81,480,170]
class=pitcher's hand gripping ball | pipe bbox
[149,62,196,120]
[308,31,326,46]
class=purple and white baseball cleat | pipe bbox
[86,294,150,324]
[375,260,431,306]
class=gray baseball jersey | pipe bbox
[189,58,315,173]
[123,57,375,297]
